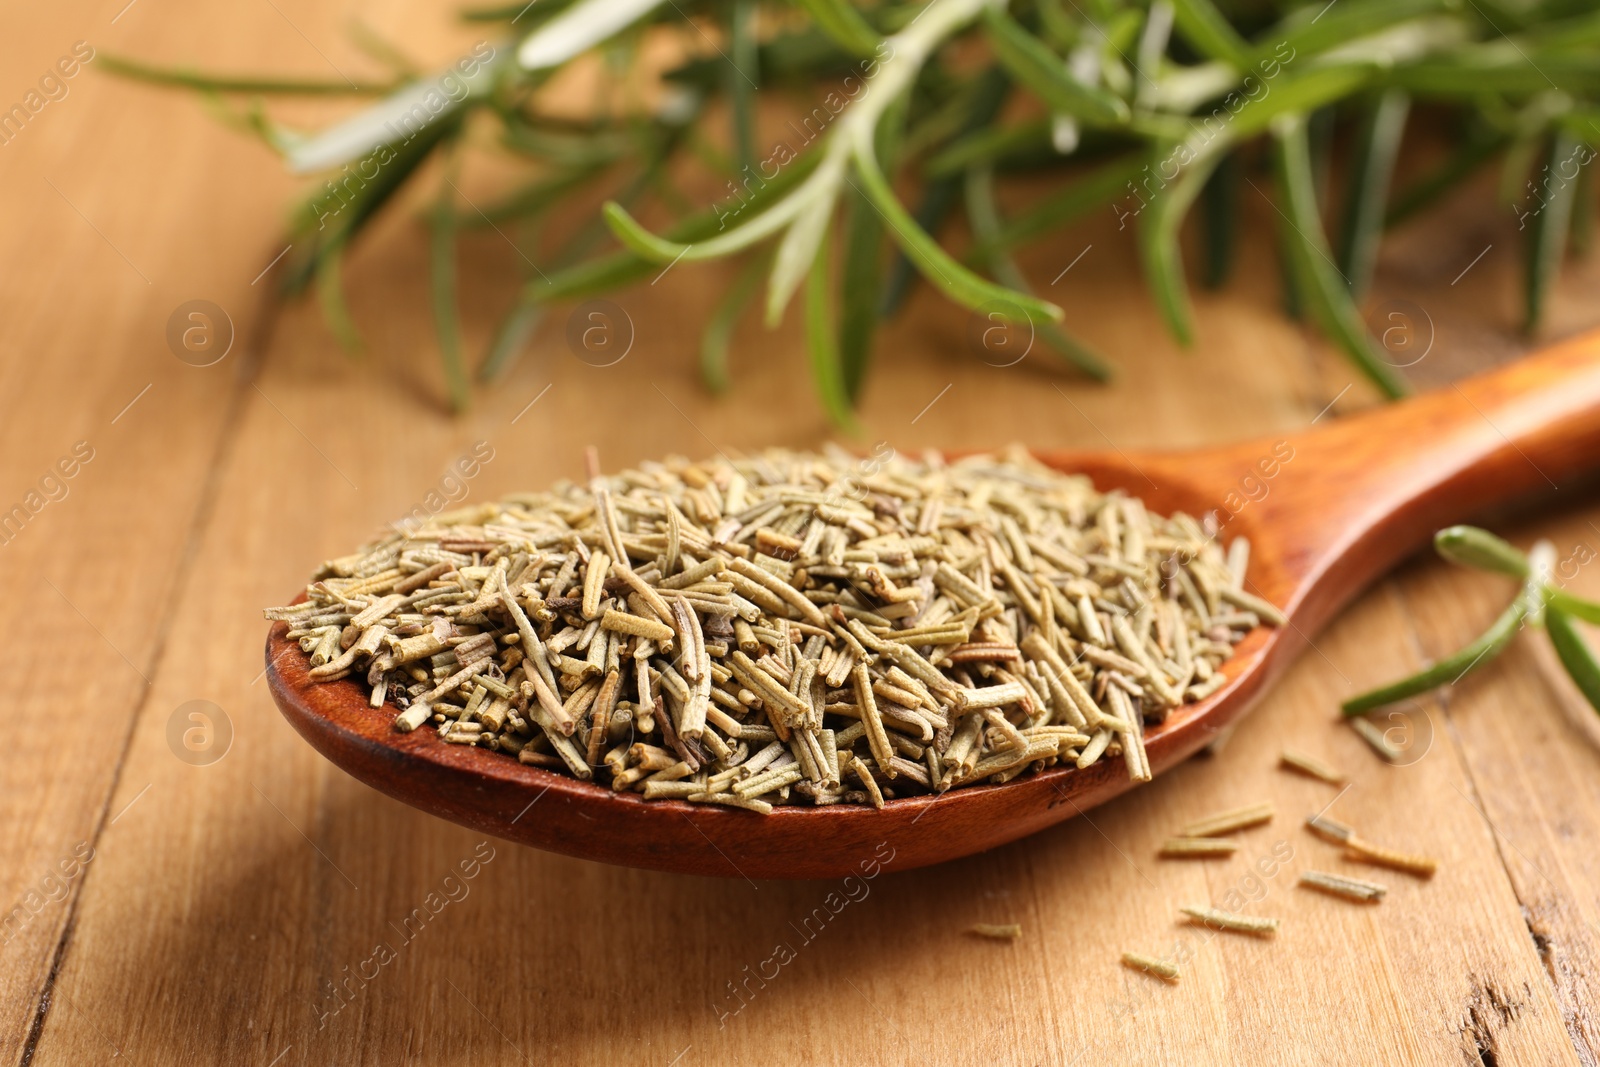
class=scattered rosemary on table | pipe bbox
[968,922,1024,940]
[1180,905,1279,937]
[266,446,1280,811]
[1341,525,1600,730]
[1298,869,1387,903]
[108,0,1600,415]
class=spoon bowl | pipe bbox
[268,334,1600,879]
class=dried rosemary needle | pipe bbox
[1343,836,1438,879]
[267,447,1279,812]
[1305,812,1355,845]
[1121,952,1180,982]
[1299,870,1388,903]
[1180,906,1280,937]
[1349,716,1402,762]
[1279,749,1345,785]
[1159,837,1239,859]
[1179,802,1275,838]
[967,923,1023,941]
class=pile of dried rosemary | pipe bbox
[266,447,1281,812]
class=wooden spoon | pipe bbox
[267,333,1600,880]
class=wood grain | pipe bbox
[6,6,1600,1064]
[0,2,302,1061]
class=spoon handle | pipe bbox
[1231,329,1600,633]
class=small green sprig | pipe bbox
[102,1,1600,415]
[1342,526,1600,719]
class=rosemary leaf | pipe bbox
[500,119,632,167]
[1548,592,1600,626]
[1525,129,1582,334]
[518,0,668,71]
[1386,126,1508,228]
[1231,65,1377,141]
[884,65,1008,315]
[1571,152,1595,256]
[766,185,839,325]
[286,58,498,173]
[1272,115,1409,398]
[283,113,464,294]
[838,186,885,401]
[1434,526,1529,578]
[728,0,759,172]
[982,7,1130,127]
[430,168,469,413]
[791,0,883,58]
[478,302,544,383]
[963,164,1111,380]
[553,147,825,300]
[851,144,1063,325]
[347,20,421,78]
[315,248,363,354]
[700,261,762,394]
[107,0,1600,411]
[1199,150,1239,289]
[1171,0,1252,69]
[1389,52,1600,97]
[879,176,963,318]
[466,168,604,228]
[1252,0,1445,68]
[98,54,395,95]
[1137,142,1224,346]
[1547,608,1600,714]
[974,152,1145,257]
[1335,90,1410,302]
[603,156,820,265]
[803,227,857,429]
[924,118,1053,177]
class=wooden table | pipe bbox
[6,3,1600,1063]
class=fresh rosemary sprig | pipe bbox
[1342,526,1600,720]
[106,1,1600,414]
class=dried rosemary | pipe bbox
[1179,802,1274,838]
[967,923,1022,941]
[1279,749,1344,785]
[1299,870,1387,904]
[1180,906,1280,938]
[1121,952,1179,982]
[1343,836,1438,879]
[267,447,1278,811]
[1305,813,1355,845]
[1159,837,1239,859]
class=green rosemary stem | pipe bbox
[1525,128,1582,335]
[1340,592,1532,717]
[1546,608,1600,714]
[315,247,363,353]
[431,153,470,413]
[728,0,759,172]
[837,185,885,401]
[1428,526,1600,620]
[99,54,396,94]
[1548,590,1600,625]
[803,226,857,430]
[963,164,1111,380]
[1434,525,1529,578]
[1343,534,1565,716]
[1273,114,1410,399]
[700,260,762,394]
